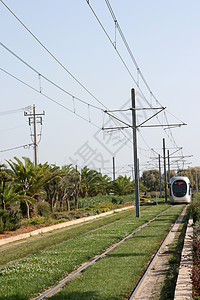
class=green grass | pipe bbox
[0,203,173,299]
[159,206,190,299]
[0,207,136,266]
[50,205,185,300]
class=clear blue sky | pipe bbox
[0,0,199,178]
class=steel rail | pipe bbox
[0,208,138,252]
[35,207,171,300]
[129,205,187,300]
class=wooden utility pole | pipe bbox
[24,104,45,166]
[33,104,38,166]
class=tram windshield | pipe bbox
[172,180,187,197]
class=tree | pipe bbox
[79,166,102,198]
[112,175,134,196]
[141,169,162,192]
[7,157,53,218]
[58,165,81,211]
[0,164,13,210]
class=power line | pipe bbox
[0,105,32,116]
[87,0,186,154]
[0,67,100,129]
[0,0,109,111]
[0,42,103,112]
[0,41,134,149]
[104,0,161,107]
[0,67,133,151]
[0,143,33,153]
[1,1,188,161]
[0,0,150,153]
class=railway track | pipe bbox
[129,205,187,299]
[35,206,176,300]
[0,204,187,300]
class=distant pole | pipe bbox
[131,88,140,217]
[167,150,171,184]
[158,154,162,198]
[195,168,198,192]
[33,104,38,166]
[131,166,134,181]
[24,104,45,166]
[112,157,116,181]
[163,138,167,202]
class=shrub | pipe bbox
[36,202,51,218]
[192,224,200,298]
[191,200,200,223]
[21,216,49,226]
[0,209,22,233]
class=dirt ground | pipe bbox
[0,225,43,239]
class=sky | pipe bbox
[0,0,200,178]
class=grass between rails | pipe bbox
[159,206,190,300]
[0,203,174,300]
[0,207,136,266]
[49,205,185,300]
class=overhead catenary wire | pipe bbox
[0,1,190,167]
[104,0,162,107]
[0,67,133,150]
[86,0,158,110]
[0,0,109,111]
[0,0,173,162]
[0,40,134,149]
[0,67,100,129]
[87,0,187,158]
[0,42,103,112]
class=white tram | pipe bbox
[169,176,192,204]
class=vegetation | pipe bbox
[160,207,190,299]
[191,194,200,299]
[0,204,183,299]
[0,157,138,232]
[0,156,199,234]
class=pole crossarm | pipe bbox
[104,110,132,128]
[102,126,129,130]
[140,123,186,128]
[137,107,165,127]
[130,107,165,111]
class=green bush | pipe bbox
[36,201,51,218]
[21,216,50,226]
[191,200,200,223]
[0,209,22,233]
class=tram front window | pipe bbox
[172,180,187,197]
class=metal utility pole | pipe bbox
[167,150,170,184]
[112,157,116,181]
[163,138,167,202]
[24,104,45,166]
[131,88,140,217]
[158,154,162,198]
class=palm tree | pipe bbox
[79,166,102,198]
[0,164,13,210]
[112,175,134,196]
[7,157,53,218]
